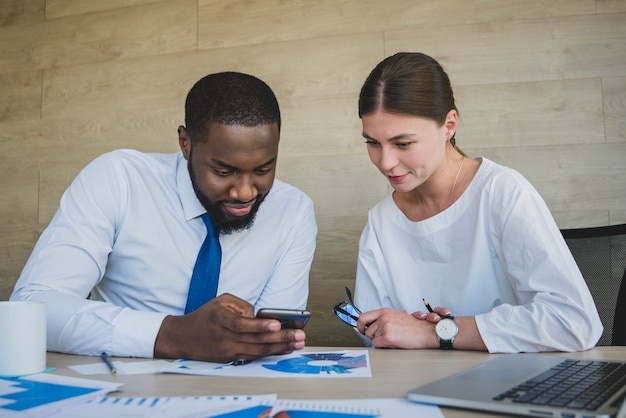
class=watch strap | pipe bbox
[440,339,454,350]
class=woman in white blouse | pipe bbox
[352,52,602,353]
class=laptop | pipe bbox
[407,354,626,418]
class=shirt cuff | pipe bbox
[474,313,500,353]
[112,308,168,358]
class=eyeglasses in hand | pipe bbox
[332,287,362,328]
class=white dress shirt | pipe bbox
[354,158,603,353]
[12,149,317,357]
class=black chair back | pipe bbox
[561,224,626,346]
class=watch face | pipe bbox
[435,318,458,340]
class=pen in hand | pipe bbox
[423,299,454,319]
[101,352,117,375]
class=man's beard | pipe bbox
[188,159,268,235]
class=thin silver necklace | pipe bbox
[418,157,465,219]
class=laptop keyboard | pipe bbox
[493,359,626,411]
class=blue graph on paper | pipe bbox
[0,377,100,411]
[261,352,368,375]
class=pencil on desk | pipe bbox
[101,352,117,374]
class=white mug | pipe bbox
[0,301,46,376]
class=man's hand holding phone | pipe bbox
[155,294,307,363]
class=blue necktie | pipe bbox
[185,213,221,314]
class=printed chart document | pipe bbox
[169,350,371,378]
[49,394,278,418]
[0,373,123,418]
[40,395,442,418]
[270,398,445,418]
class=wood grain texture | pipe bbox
[0,167,38,222]
[198,0,597,49]
[596,0,626,14]
[456,78,605,148]
[0,0,45,26]
[0,0,624,347]
[45,0,164,19]
[603,76,626,142]
[0,70,42,122]
[385,13,626,85]
[0,0,197,75]
[40,33,381,120]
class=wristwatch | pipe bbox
[434,316,458,350]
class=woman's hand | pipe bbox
[411,304,453,321]
[356,308,440,349]
[357,304,487,351]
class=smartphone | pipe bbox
[256,308,311,329]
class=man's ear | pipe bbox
[178,125,190,160]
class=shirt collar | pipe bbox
[176,152,206,221]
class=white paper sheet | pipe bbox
[69,359,179,375]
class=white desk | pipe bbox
[47,346,626,417]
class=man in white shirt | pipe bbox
[11,72,317,363]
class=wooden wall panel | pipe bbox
[41,33,382,121]
[0,167,38,222]
[596,0,626,13]
[551,210,611,229]
[0,0,197,75]
[604,76,626,142]
[0,0,624,348]
[0,70,42,122]
[45,0,164,19]
[279,94,364,159]
[0,0,45,26]
[42,57,189,121]
[198,0,596,49]
[455,78,605,148]
[385,14,626,85]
